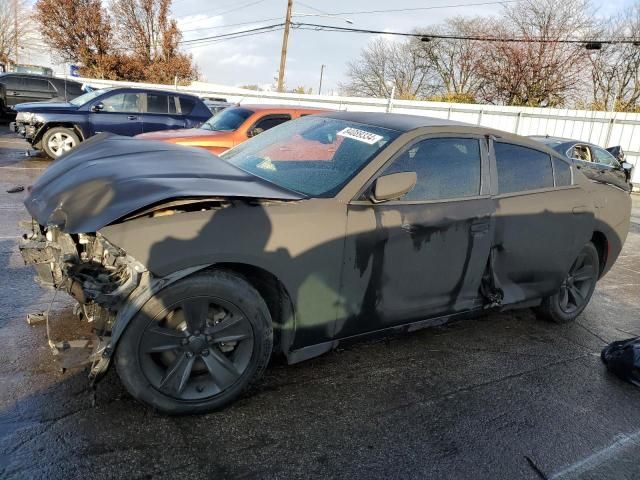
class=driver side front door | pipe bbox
[337,135,494,339]
[90,92,144,136]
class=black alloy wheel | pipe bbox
[139,297,254,400]
[116,271,273,414]
[537,242,599,324]
[557,248,598,315]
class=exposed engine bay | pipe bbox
[20,220,147,378]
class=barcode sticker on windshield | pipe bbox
[337,127,383,145]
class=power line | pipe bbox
[316,0,517,16]
[293,22,640,45]
[176,20,640,48]
[181,17,282,34]
[179,23,285,45]
[177,0,269,26]
[182,27,284,50]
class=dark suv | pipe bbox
[11,87,212,158]
[0,73,84,116]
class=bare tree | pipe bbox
[587,5,640,111]
[476,0,596,107]
[342,37,435,100]
[415,17,488,102]
[35,0,114,77]
[0,0,40,64]
[110,0,196,83]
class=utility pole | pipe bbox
[277,0,293,93]
[13,0,19,64]
[318,64,325,95]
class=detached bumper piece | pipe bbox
[19,221,147,379]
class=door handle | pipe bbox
[470,220,489,234]
[127,115,137,120]
[572,206,589,214]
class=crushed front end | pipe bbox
[19,220,147,379]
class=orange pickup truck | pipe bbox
[136,104,327,155]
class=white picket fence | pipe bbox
[72,76,640,185]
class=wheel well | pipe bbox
[205,263,294,355]
[36,123,84,143]
[591,231,608,278]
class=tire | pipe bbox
[42,126,80,159]
[115,270,273,414]
[537,242,600,324]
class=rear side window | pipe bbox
[553,157,572,186]
[25,78,49,90]
[495,142,553,194]
[383,137,482,201]
[147,93,170,114]
[178,97,196,115]
[3,76,22,89]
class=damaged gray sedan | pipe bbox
[20,112,631,414]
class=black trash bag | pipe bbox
[601,337,640,387]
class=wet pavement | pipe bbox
[1,124,640,479]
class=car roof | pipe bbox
[235,104,329,113]
[318,111,468,132]
[529,135,603,150]
[103,86,201,99]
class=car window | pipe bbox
[252,115,291,133]
[25,78,49,90]
[590,146,619,167]
[570,144,591,162]
[201,107,254,131]
[178,97,196,115]
[222,116,400,197]
[100,93,143,113]
[552,157,572,186]
[382,137,482,201]
[495,142,554,194]
[2,76,22,89]
[147,93,171,114]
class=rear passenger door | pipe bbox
[490,140,593,304]
[142,92,186,133]
[21,77,55,103]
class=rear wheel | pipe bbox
[537,242,599,324]
[115,270,273,414]
[42,127,79,158]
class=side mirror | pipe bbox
[248,127,264,138]
[371,172,417,203]
[91,102,104,113]
[621,161,633,172]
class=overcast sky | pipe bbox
[174,0,636,92]
[24,0,638,91]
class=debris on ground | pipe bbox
[6,184,25,193]
[601,337,640,387]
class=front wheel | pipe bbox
[537,242,599,324]
[42,126,80,159]
[115,270,273,414]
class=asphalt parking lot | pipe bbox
[0,124,639,479]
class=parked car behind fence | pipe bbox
[10,87,211,158]
[0,73,85,117]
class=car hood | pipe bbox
[24,134,304,233]
[13,102,78,112]
[136,128,228,142]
